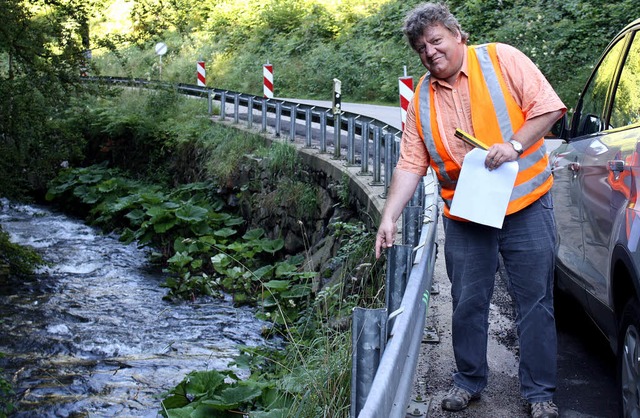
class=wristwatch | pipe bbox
[509,139,524,156]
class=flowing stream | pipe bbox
[0,199,270,417]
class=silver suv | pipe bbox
[550,18,640,416]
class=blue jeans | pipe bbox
[443,192,557,403]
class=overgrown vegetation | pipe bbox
[37,88,382,416]
[0,0,98,199]
[158,221,378,417]
[89,0,640,107]
[0,227,45,277]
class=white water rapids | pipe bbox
[0,199,270,417]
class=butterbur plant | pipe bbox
[159,368,288,417]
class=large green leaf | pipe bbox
[263,280,290,291]
[160,392,190,410]
[252,265,274,281]
[190,221,214,236]
[154,219,178,233]
[78,172,104,184]
[125,209,146,225]
[242,228,265,240]
[224,216,245,226]
[168,251,193,268]
[274,262,297,278]
[214,228,237,238]
[175,203,209,222]
[183,370,228,398]
[258,238,284,254]
[165,405,195,418]
[111,195,142,212]
[205,381,263,410]
[146,205,172,219]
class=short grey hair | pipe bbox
[403,2,469,51]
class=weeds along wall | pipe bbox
[214,117,386,232]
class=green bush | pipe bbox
[90,0,640,106]
[0,227,44,277]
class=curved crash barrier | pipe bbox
[352,175,438,418]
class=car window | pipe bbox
[610,32,640,129]
[575,37,626,136]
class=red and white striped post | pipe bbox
[263,63,274,98]
[398,66,414,132]
[197,61,206,86]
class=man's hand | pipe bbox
[375,217,397,259]
[374,169,423,259]
[485,142,519,170]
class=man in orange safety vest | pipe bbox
[374,3,566,418]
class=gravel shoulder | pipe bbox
[411,215,534,418]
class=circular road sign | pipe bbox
[155,42,168,56]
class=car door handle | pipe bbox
[608,160,625,173]
[568,162,581,172]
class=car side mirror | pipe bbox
[548,114,568,140]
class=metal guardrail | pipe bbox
[87,76,401,193]
[88,76,439,418]
[352,179,438,418]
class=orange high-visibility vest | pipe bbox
[413,43,552,219]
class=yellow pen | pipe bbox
[454,128,490,150]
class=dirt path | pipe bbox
[411,216,535,418]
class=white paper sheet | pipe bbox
[449,148,518,229]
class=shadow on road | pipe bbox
[554,291,618,417]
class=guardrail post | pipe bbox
[346,116,356,166]
[247,96,254,129]
[261,98,268,132]
[207,90,213,115]
[333,113,342,159]
[289,104,297,141]
[383,132,394,198]
[385,244,413,332]
[275,101,282,137]
[219,91,227,120]
[351,307,387,418]
[360,121,370,175]
[305,108,313,147]
[371,126,383,185]
[319,111,327,153]
[409,182,425,207]
[402,206,422,249]
[233,94,240,123]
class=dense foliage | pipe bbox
[0,226,44,277]
[38,88,381,416]
[91,0,640,107]
[0,0,100,198]
[2,0,639,196]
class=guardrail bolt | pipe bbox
[406,399,429,417]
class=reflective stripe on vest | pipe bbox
[416,43,551,215]
[417,74,457,190]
